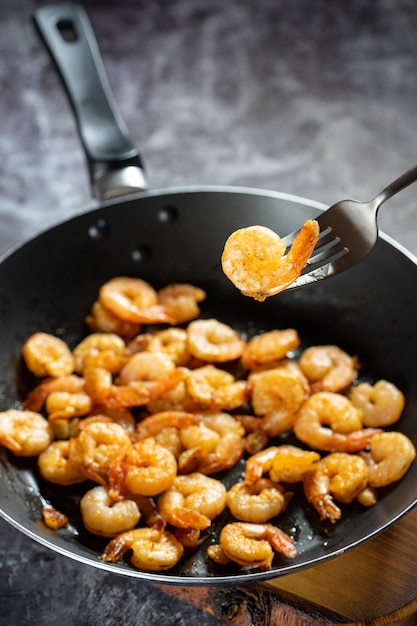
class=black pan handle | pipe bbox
[33,3,148,201]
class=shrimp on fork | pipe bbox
[221,221,319,301]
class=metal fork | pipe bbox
[282,163,417,289]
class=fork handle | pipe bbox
[373,163,417,207]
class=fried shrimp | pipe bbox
[187,319,245,362]
[303,453,368,522]
[118,352,176,386]
[226,479,288,523]
[108,438,177,498]
[68,420,131,484]
[293,392,381,452]
[157,283,206,324]
[22,332,75,378]
[0,409,53,456]
[145,328,191,366]
[185,365,248,411]
[249,368,307,437]
[38,440,86,485]
[209,522,296,568]
[360,431,416,488]
[299,345,358,393]
[102,528,184,571]
[158,473,226,529]
[80,485,140,537]
[245,445,320,486]
[241,329,300,370]
[73,333,126,374]
[85,300,142,339]
[45,390,92,422]
[221,221,319,301]
[23,374,86,412]
[99,276,175,324]
[350,380,405,427]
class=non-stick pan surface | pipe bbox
[1,4,417,585]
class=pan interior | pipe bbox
[1,188,417,585]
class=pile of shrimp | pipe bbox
[0,275,415,573]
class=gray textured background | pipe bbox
[1,0,417,624]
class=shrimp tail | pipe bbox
[266,525,297,558]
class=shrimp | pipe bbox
[210,522,296,568]
[80,485,140,537]
[226,479,289,523]
[187,318,245,362]
[158,473,226,529]
[303,453,368,522]
[85,300,142,340]
[241,329,300,370]
[245,445,320,486]
[23,374,86,412]
[249,368,307,437]
[293,392,381,452]
[0,409,53,456]
[221,220,319,301]
[299,345,358,393]
[178,412,245,474]
[38,440,86,485]
[68,420,132,484]
[73,333,126,374]
[185,365,249,411]
[102,528,184,571]
[118,352,176,386]
[360,432,416,488]
[157,283,206,324]
[99,276,175,324]
[45,390,92,422]
[135,411,199,439]
[108,438,177,499]
[350,380,405,427]
[22,332,75,378]
[145,328,192,366]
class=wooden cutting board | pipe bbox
[156,506,417,625]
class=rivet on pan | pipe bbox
[158,205,178,224]
[88,218,110,240]
[131,245,152,263]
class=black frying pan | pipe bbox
[1,3,417,586]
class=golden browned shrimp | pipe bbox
[73,333,126,374]
[187,318,245,362]
[38,440,86,485]
[226,479,289,523]
[99,276,175,324]
[85,300,142,340]
[221,221,319,301]
[145,328,192,366]
[0,409,53,456]
[249,367,307,437]
[118,352,176,386]
[209,522,296,568]
[185,365,249,411]
[303,453,369,522]
[45,390,92,422]
[158,473,226,530]
[102,528,184,571]
[245,445,320,486]
[108,438,177,499]
[360,431,416,487]
[293,392,381,452]
[350,380,405,427]
[80,485,140,537]
[241,329,300,370]
[68,420,132,484]
[22,332,75,378]
[157,283,206,324]
[135,410,199,440]
[299,345,358,393]
[23,374,86,412]
[178,413,245,474]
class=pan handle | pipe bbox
[33,3,148,201]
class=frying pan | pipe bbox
[1,2,417,586]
